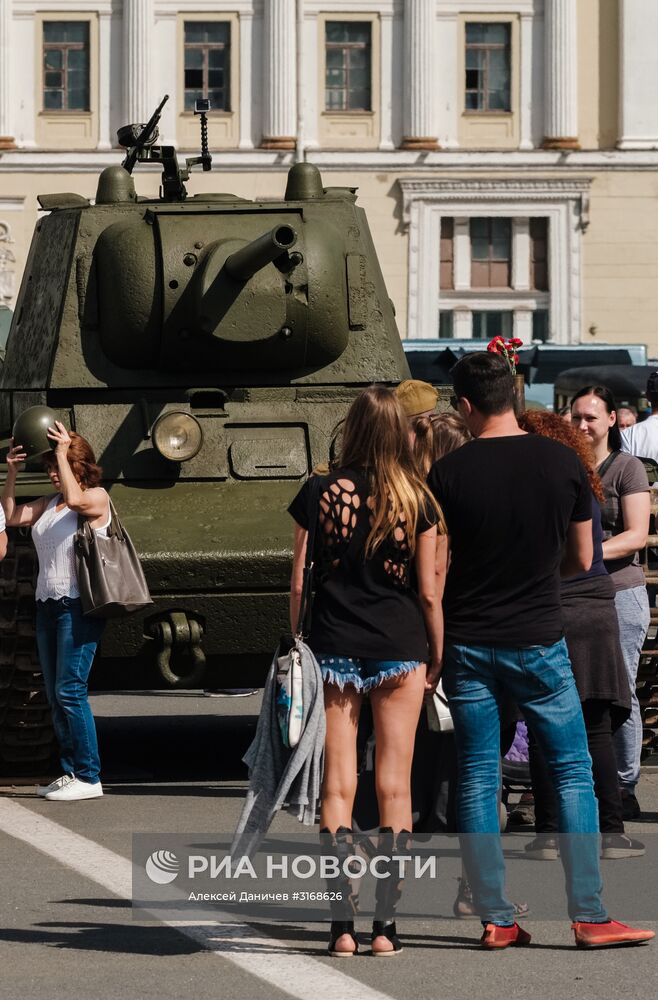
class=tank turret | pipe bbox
[0,98,410,776]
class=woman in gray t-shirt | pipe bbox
[571,385,650,819]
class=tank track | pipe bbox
[0,529,55,778]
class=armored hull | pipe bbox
[0,156,409,774]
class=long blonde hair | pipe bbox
[340,385,445,556]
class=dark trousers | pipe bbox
[529,699,624,834]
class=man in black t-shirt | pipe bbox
[427,353,654,950]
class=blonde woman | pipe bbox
[288,386,444,957]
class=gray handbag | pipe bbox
[75,499,153,618]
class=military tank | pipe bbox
[0,97,411,775]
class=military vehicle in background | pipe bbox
[404,339,651,412]
[0,97,412,776]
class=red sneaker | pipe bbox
[572,920,655,948]
[480,922,532,949]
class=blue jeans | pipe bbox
[36,597,104,784]
[613,586,650,792]
[442,638,608,925]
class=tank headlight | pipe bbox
[152,412,202,462]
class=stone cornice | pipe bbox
[4,149,658,173]
[398,176,593,229]
[398,177,593,195]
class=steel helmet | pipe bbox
[11,406,58,458]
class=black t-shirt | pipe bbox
[427,435,592,647]
[288,467,436,660]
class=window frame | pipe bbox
[440,217,455,291]
[43,21,91,113]
[470,217,513,288]
[324,20,372,113]
[530,217,549,292]
[317,12,381,150]
[183,20,232,114]
[464,22,512,115]
[176,12,240,151]
[458,14,520,150]
[471,310,515,339]
[400,178,592,344]
[35,12,98,150]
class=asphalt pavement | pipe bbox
[1,691,657,1000]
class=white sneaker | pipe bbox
[36,774,75,798]
[45,778,103,802]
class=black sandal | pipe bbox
[371,920,402,956]
[370,827,411,956]
[328,920,359,957]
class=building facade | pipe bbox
[1,0,658,352]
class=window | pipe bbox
[472,312,514,339]
[325,22,371,111]
[43,22,90,111]
[440,218,454,290]
[465,23,511,112]
[530,218,549,291]
[533,310,549,342]
[184,21,230,112]
[439,312,454,339]
[471,218,511,287]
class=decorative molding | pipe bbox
[303,0,398,14]
[399,177,592,231]
[437,0,543,13]
[154,0,262,13]
[5,148,658,172]
[442,292,549,308]
[14,0,117,12]
[399,176,589,345]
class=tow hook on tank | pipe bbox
[148,611,206,688]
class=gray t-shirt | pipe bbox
[599,451,649,591]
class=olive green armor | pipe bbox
[0,100,410,772]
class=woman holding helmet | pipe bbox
[2,409,110,802]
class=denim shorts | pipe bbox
[315,654,423,692]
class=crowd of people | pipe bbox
[288,355,657,954]
[2,354,656,952]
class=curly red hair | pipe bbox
[518,410,604,503]
[43,431,103,489]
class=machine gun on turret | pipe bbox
[119,94,169,173]
[117,94,213,202]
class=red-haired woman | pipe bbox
[518,411,643,859]
[2,422,110,802]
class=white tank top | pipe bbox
[32,493,111,601]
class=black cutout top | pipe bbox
[289,467,436,659]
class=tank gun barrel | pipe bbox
[224,225,297,282]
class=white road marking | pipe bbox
[0,799,396,1000]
